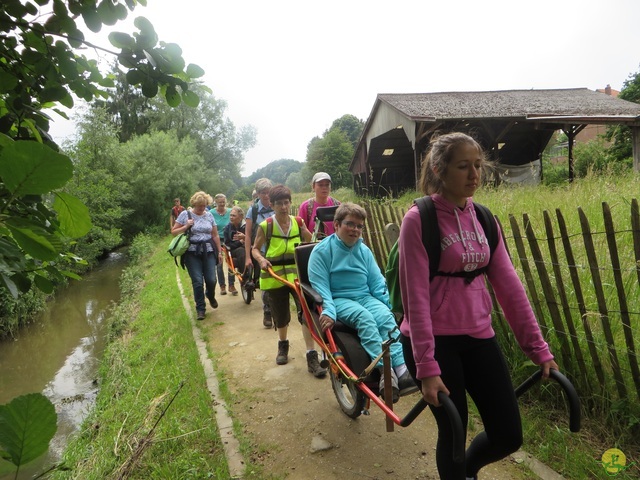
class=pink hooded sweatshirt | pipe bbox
[398,194,554,380]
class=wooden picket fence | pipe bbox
[358,199,640,413]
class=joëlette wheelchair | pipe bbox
[222,244,255,305]
[266,206,581,464]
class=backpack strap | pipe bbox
[265,216,303,255]
[415,197,497,282]
[306,198,314,227]
[414,196,441,281]
[473,202,498,254]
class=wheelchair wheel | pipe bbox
[241,281,253,304]
[330,368,366,419]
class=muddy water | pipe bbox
[0,252,127,479]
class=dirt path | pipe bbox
[202,290,536,480]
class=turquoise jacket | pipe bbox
[308,233,390,321]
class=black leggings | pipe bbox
[401,334,522,480]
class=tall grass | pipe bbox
[373,172,640,479]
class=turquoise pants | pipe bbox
[334,295,404,368]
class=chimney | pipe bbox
[605,84,612,95]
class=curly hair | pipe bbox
[190,191,213,207]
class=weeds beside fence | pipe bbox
[358,197,640,443]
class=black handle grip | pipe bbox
[514,369,581,432]
[438,391,465,464]
[401,394,464,463]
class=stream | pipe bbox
[0,251,128,479]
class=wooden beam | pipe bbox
[633,127,640,172]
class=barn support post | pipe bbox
[633,127,640,172]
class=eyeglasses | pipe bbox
[342,221,365,231]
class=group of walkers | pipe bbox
[170,132,560,480]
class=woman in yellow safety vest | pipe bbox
[251,185,327,377]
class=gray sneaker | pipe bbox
[397,370,419,396]
[306,351,327,378]
[378,369,399,403]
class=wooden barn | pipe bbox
[350,88,640,196]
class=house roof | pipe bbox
[377,88,640,122]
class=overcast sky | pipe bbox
[49,0,640,176]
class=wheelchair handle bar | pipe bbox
[514,369,581,432]
[400,392,464,464]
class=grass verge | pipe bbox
[52,235,231,479]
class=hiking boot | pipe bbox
[263,313,273,328]
[397,370,419,396]
[378,369,399,403]
[228,285,238,296]
[306,351,327,378]
[196,310,206,320]
[209,296,218,309]
[276,340,289,365]
[220,285,227,295]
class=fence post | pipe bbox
[542,210,589,387]
[603,202,640,401]
[556,208,606,391]
[579,206,627,400]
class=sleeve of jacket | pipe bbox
[308,241,337,321]
[486,221,554,365]
[398,206,441,379]
[365,245,391,307]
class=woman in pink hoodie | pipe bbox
[398,132,558,480]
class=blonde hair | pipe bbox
[418,132,486,195]
[190,191,213,207]
[230,205,244,218]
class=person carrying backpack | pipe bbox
[397,132,559,480]
[298,172,340,238]
[245,178,275,327]
[171,191,223,321]
[251,185,327,378]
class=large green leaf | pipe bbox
[0,142,73,195]
[186,63,205,79]
[53,192,92,238]
[0,393,57,467]
[5,220,59,261]
[109,31,135,49]
[182,89,200,108]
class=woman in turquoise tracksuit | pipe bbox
[308,202,417,402]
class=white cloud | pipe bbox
[49,0,640,176]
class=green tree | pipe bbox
[606,67,640,162]
[329,114,365,148]
[64,107,129,266]
[117,130,203,238]
[0,0,204,296]
[305,128,354,189]
[248,159,304,185]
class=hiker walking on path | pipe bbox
[212,194,236,295]
[172,191,223,320]
[251,185,327,378]
[397,132,559,480]
[245,178,275,328]
[299,172,340,238]
[223,205,247,296]
[170,197,185,229]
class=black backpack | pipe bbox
[385,196,498,314]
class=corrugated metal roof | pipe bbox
[377,88,640,121]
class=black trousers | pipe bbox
[401,334,522,480]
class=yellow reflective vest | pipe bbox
[259,215,302,290]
